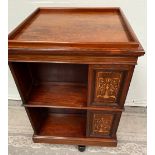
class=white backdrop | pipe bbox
[8,0,147,106]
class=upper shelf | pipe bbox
[8,7,144,55]
[25,83,87,109]
[24,82,122,111]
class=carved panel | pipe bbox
[92,113,113,135]
[94,72,122,103]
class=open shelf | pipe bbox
[30,107,117,146]
[39,113,86,138]
[10,62,123,111]
[27,107,86,138]
[10,62,88,108]
[26,83,87,108]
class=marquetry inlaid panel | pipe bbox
[92,113,113,135]
[94,71,122,103]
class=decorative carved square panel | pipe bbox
[92,113,113,135]
[86,111,119,138]
[94,71,122,104]
[88,65,134,107]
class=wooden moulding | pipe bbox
[33,135,117,147]
[8,55,139,65]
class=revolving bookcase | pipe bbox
[8,7,144,152]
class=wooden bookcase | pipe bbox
[8,7,144,151]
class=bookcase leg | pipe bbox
[78,145,86,152]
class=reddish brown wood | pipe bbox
[29,63,88,83]
[86,110,122,138]
[8,55,139,65]
[8,7,144,148]
[38,113,86,138]
[28,83,87,108]
[9,62,33,103]
[25,107,47,134]
[10,8,133,43]
[24,83,123,112]
[8,7,144,57]
[33,135,117,146]
[87,64,135,108]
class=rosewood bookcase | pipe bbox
[8,7,144,152]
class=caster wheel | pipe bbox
[78,145,86,152]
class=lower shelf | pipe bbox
[27,107,118,147]
[33,134,117,147]
[38,113,86,138]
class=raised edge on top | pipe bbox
[8,7,144,56]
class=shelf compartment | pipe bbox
[39,113,86,138]
[27,107,86,138]
[25,84,123,111]
[10,62,88,108]
[26,83,87,108]
[28,107,117,146]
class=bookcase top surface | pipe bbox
[8,8,144,56]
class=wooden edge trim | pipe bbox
[8,8,40,39]
[33,134,117,146]
[8,40,139,48]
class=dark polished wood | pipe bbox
[8,7,144,58]
[28,83,87,108]
[8,7,144,148]
[87,64,135,108]
[33,135,117,147]
[87,110,122,138]
[38,113,86,138]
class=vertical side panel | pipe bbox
[25,107,47,134]
[118,66,135,106]
[9,62,34,103]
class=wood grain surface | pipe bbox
[8,7,145,53]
